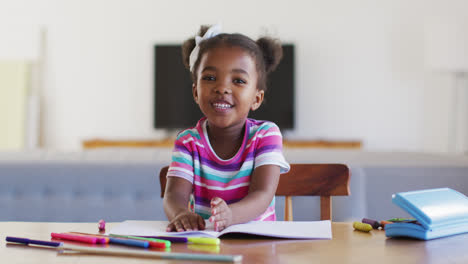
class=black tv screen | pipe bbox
[154,44,295,130]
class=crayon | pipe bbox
[353,221,373,232]
[380,220,393,229]
[362,218,381,229]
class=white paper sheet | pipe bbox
[108,220,332,239]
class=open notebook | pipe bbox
[108,220,332,240]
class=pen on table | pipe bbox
[6,236,63,247]
[115,234,219,245]
[69,232,167,248]
[6,237,241,262]
[63,233,108,244]
[108,237,149,248]
[387,218,417,223]
[109,234,168,248]
[69,232,218,245]
[122,236,220,245]
[51,232,98,244]
[140,235,188,243]
[187,237,220,245]
[57,244,242,263]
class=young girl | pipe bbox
[163,24,290,232]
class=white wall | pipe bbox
[0,0,466,152]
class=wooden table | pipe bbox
[1,222,467,264]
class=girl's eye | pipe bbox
[202,75,215,81]
[234,78,246,84]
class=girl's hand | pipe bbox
[166,212,205,232]
[209,197,232,231]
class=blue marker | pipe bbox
[6,236,63,247]
[108,237,149,248]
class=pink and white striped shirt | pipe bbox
[167,117,290,221]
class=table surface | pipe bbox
[1,221,468,264]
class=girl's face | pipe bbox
[193,45,264,130]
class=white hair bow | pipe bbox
[189,24,222,72]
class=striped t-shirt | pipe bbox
[167,117,290,221]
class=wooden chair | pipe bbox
[159,163,350,221]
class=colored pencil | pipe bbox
[108,237,149,248]
[51,233,98,244]
[63,233,108,244]
[109,234,169,248]
[58,244,242,262]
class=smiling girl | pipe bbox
[163,25,290,232]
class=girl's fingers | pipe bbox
[210,197,223,207]
[166,223,175,232]
[209,208,221,222]
[212,203,228,216]
[181,218,193,231]
[198,216,206,230]
[174,221,184,232]
[214,219,227,231]
[191,220,198,231]
[210,209,225,221]
[211,200,226,215]
[169,212,206,232]
[189,217,200,231]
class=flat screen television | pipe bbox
[154,44,295,130]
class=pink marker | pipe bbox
[98,219,106,231]
[64,233,108,244]
[51,233,97,244]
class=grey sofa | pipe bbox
[1,148,468,222]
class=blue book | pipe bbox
[385,188,468,240]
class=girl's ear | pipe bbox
[251,89,264,111]
[192,83,199,104]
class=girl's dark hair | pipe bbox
[181,25,283,91]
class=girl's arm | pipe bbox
[163,177,205,231]
[210,164,280,230]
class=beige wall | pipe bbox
[0,61,30,150]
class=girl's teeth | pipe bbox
[213,103,232,109]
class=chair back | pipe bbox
[159,163,350,221]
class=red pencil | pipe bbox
[51,232,97,244]
[147,241,167,249]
